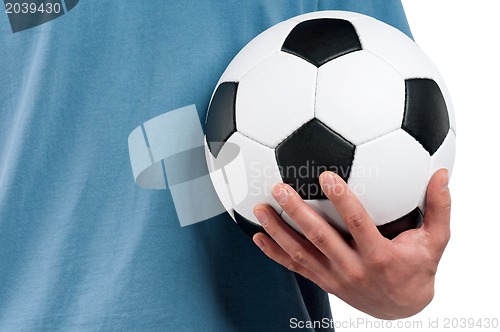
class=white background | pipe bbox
[328,1,500,330]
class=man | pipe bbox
[0,1,448,331]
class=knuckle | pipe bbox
[427,262,439,275]
[344,267,365,286]
[432,186,452,210]
[368,251,389,269]
[436,230,451,253]
[309,228,327,247]
[286,260,298,272]
[286,201,301,219]
[290,248,306,264]
[440,194,452,211]
[265,225,277,238]
[345,209,366,229]
[350,270,364,284]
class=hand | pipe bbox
[252,169,451,320]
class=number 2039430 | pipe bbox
[5,2,61,14]
[442,317,498,329]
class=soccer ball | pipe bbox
[204,11,456,239]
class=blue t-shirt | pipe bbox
[0,1,411,331]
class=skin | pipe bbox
[252,168,451,320]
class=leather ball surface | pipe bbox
[204,11,456,239]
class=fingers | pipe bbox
[267,184,356,264]
[421,169,451,253]
[319,171,384,253]
[252,232,324,284]
[253,204,332,275]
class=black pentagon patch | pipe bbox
[275,119,355,200]
[205,82,238,158]
[402,79,450,156]
[281,19,362,67]
[377,208,423,240]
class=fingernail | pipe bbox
[254,209,269,226]
[320,172,336,192]
[254,237,265,250]
[441,170,449,188]
[272,185,288,205]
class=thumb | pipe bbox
[421,169,452,252]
